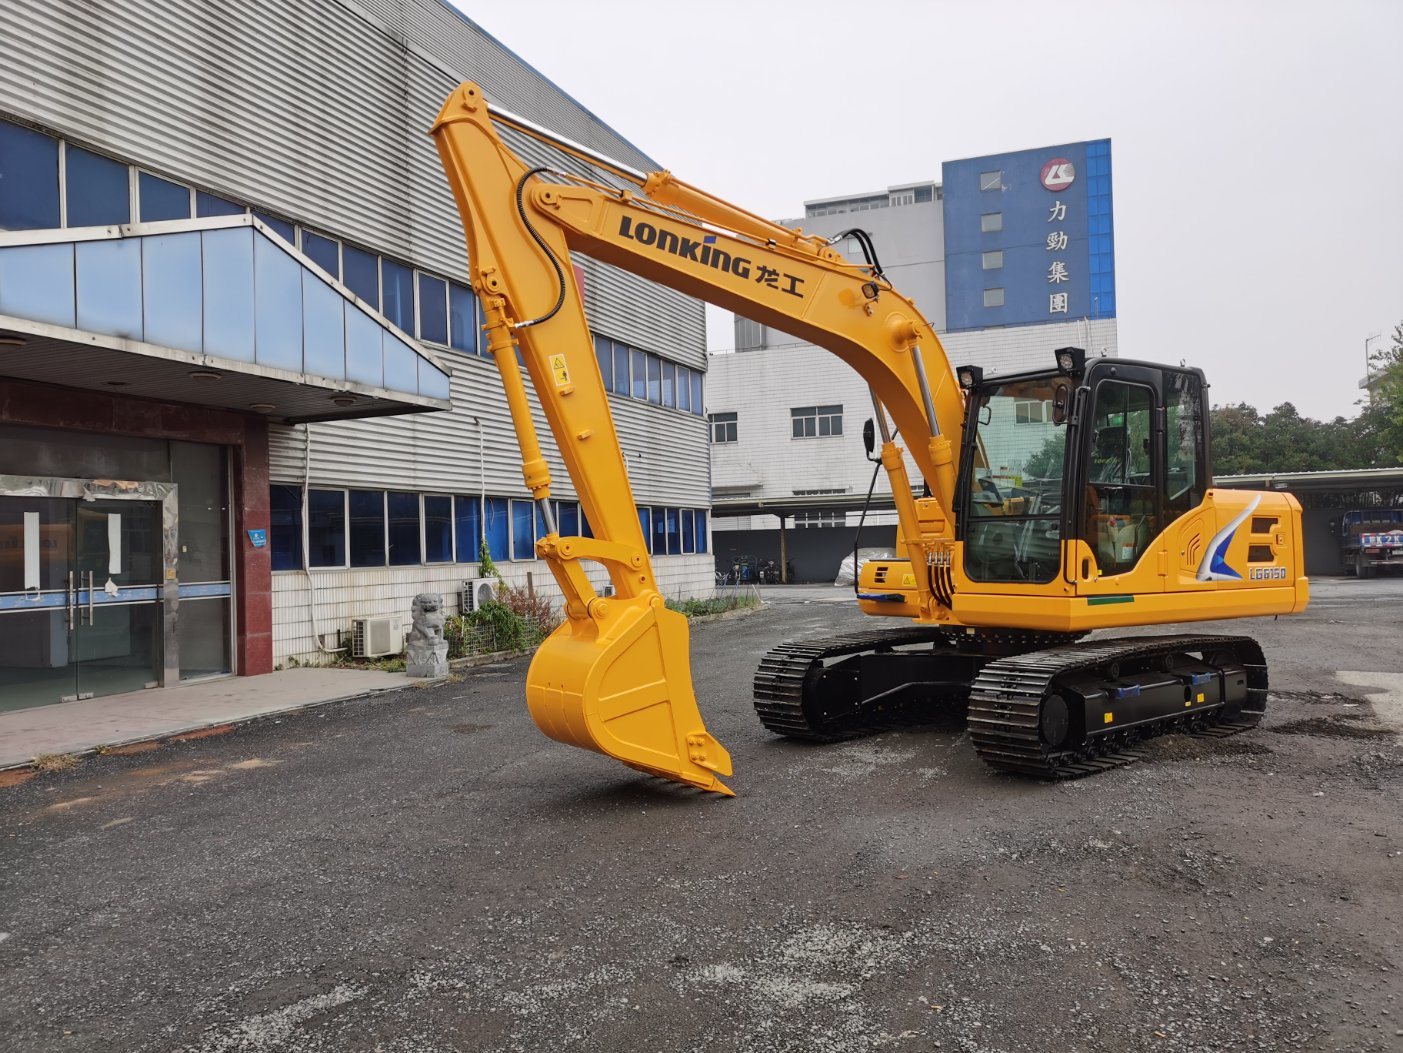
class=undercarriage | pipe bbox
[754,628,1267,778]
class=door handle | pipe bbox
[87,571,95,625]
[66,571,75,630]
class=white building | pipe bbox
[711,153,1120,582]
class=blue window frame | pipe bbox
[691,371,704,415]
[631,348,647,399]
[449,282,477,354]
[343,245,379,309]
[425,495,453,562]
[695,510,708,553]
[460,499,488,563]
[418,273,448,344]
[651,506,669,555]
[558,500,579,536]
[595,335,613,392]
[387,491,421,566]
[484,497,509,563]
[510,499,535,560]
[302,232,340,279]
[0,120,60,230]
[138,172,190,222]
[195,191,244,218]
[307,489,346,568]
[270,484,303,571]
[614,342,630,392]
[349,490,386,567]
[381,259,414,333]
[66,146,130,227]
[664,507,680,554]
[681,508,695,554]
[454,495,481,563]
[662,360,676,408]
[255,212,294,244]
[678,366,692,413]
[646,355,662,404]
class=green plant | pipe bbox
[478,535,501,582]
[666,593,761,618]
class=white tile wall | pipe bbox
[271,555,716,665]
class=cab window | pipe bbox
[1164,372,1206,518]
[961,378,1068,584]
[1083,380,1156,575]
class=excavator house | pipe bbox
[430,84,1309,796]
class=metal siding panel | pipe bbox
[5,0,710,547]
[271,349,710,507]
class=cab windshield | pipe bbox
[962,377,1069,583]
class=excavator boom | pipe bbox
[430,83,963,793]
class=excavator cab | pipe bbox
[956,351,1210,588]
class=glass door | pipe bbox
[72,499,164,700]
[0,496,77,711]
[0,493,164,712]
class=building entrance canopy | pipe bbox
[0,216,452,422]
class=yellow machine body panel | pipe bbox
[859,489,1308,632]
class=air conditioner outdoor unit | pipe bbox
[462,578,497,613]
[350,615,397,658]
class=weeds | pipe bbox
[445,579,562,659]
[33,752,79,773]
[666,593,762,618]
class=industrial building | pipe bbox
[0,0,713,712]
[710,141,1120,582]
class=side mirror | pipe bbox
[863,418,876,459]
[1051,382,1070,425]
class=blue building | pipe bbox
[943,140,1115,332]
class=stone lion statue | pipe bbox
[407,592,446,645]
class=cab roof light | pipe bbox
[956,364,983,391]
[1054,346,1086,376]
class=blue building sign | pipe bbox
[943,139,1115,332]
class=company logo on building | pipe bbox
[1040,158,1076,192]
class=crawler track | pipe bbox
[753,628,1267,779]
[967,634,1267,778]
[752,625,1077,742]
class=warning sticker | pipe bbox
[549,353,571,387]
[901,573,916,588]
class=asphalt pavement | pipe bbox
[2,578,1401,1052]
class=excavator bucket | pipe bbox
[525,598,733,796]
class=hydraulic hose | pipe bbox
[513,167,568,330]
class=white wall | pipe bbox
[272,555,716,665]
[709,318,1119,519]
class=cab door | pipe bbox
[1074,364,1163,595]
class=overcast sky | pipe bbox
[459,0,1401,421]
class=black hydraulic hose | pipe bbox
[835,227,886,282]
[513,167,567,330]
[852,459,883,595]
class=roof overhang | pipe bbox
[0,216,453,423]
[1216,468,1403,493]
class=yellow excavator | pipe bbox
[429,84,1308,796]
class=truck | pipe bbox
[1335,509,1403,577]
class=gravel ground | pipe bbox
[1,577,1400,1052]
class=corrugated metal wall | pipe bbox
[0,0,705,366]
[268,347,710,504]
[0,0,715,664]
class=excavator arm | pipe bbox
[430,83,963,794]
